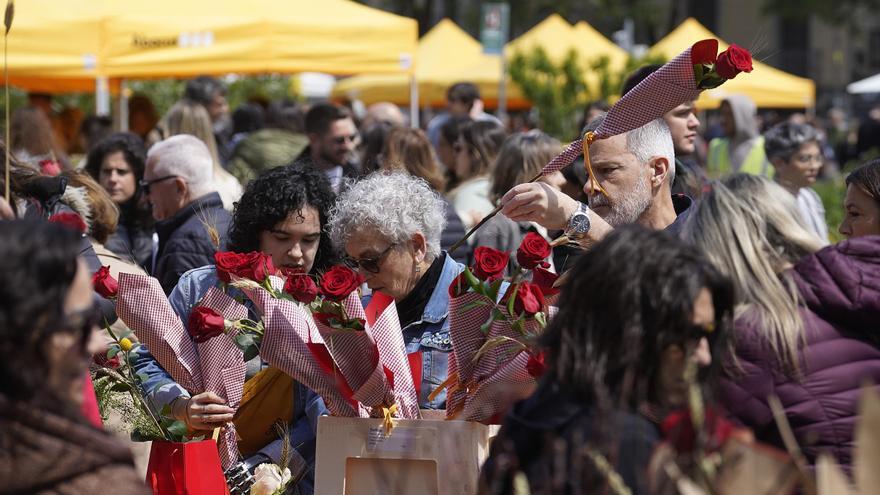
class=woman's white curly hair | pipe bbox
[328,172,447,259]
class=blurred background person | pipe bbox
[0,220,149,494]
[159,99,242,210]
[296,102,361,193]
[183,75,232,164]
[436,116,472,182]
[329,172,461,409]
[764,121,829,243]
[358,120,395,176]
[839,159,880,238]
[480,226,734,495]
[84,132,154,268]
[226,102,266,157]
[227,99,309,186]
[11,106,69,174]
[684,174,880,472]
[360,101,405,130]
[382,126,470,264]
[447,120,506,230]
[79,115,114,155]
[127,94,159,143]
[427,82,502,149]
[473,131,564,274]
[707,95,770,177]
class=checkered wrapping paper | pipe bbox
[540,45,700,176]
[314,292,392,409]
[459,351,537,423]
[365,294,420,420]
[448,292,494,384]
[195,287,249,469]
[241,284,358,417]
[473,313,543,383]
[116,273,202,393]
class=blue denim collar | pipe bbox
[411,252,464,326]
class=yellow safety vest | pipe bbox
[707,136,773,178]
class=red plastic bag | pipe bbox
[146,439,229,494]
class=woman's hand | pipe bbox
[172,391,235,431]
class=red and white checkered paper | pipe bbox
[313,292,392,410]
[241,284,358,417]
[473,312,543,383]
[540,44,700,176]
[459,351,537,423]
[194,287,249,469]
[448,291,495,385]
[116,273,202,393]
[365,292,420,420]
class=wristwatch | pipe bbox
[565,202,591,239]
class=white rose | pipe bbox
[250,464,293,495]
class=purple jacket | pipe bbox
[718,235,880,470]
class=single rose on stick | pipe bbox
[92,266,119,299]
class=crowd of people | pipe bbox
[0,68,878,495]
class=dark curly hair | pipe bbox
[84,132,152,230]
[0,220,81,403]
[227,165,337,273]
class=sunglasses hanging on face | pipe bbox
[343,243,397,274]
[138,175,178,195]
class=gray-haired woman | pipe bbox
[328,172,463,409]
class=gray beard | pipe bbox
[589,177,653,227]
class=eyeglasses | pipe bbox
[138,175,178,195]
[61,304,102,349]
[343,243,397,274]
[332,134,359,145]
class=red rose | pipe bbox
[531,266,560,297]
[214,251,275,283]
[690,39,719,65]
[38,159,62,177]
[284,271,318,304]
[516,232,552,270]
[93,351,120,369]
[319,265,363,301]
[714,44,753,80]
[504,281,545,317]
[471,246,509,281]
[448,271,469,298]
[526,351,546,378]
[661,408,735,454]
[49,212,87,234]
[187,307,226,343]
[92,266,119,299]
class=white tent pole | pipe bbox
[95,76,110,116]
[409,74,419,128]
[118,79,129,132]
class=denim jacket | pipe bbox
[395,252,464,410]
[131,265,327,493]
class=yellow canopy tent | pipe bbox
[332,18,488,107]
[1,0,417,93]
[650,18,815,109]
[334,14,627,110]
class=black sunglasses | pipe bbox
[332,134,359,145]
[139,175,178,195]
[62,304,102,348]
[343,243,397,274]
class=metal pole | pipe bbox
[409,74,419,128]
[118,79,129,132]
[95,76,110,116]
[497,54,507,124]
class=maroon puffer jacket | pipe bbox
[717,235,880,470]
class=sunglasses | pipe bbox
[62,304,102,349]
[138,175,178,195]
[332,134,359,145]
[343,243,397,274]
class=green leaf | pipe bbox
[506,284,519,317]
[459,299,490,312]
[106,346,120,358]
[136,373,151,384]
[488,278,504,302]
[534,311,547,328]
[109,381,132,392]
[160,404,173,417]
[480,318,493,335]
[693,63,705,80]
[235,332,255,349]
[165,420,189,441]
[242,345,260,362]
[463,267,482,293]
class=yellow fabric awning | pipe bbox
[333,14,627,110]
[1,0,417,93]
[650,18,815,109]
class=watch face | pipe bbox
[570,213,590,233]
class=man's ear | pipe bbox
[307,133,320,147]
[174,177,188,199]
[649,156,670,187]
[410,232,427,263]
